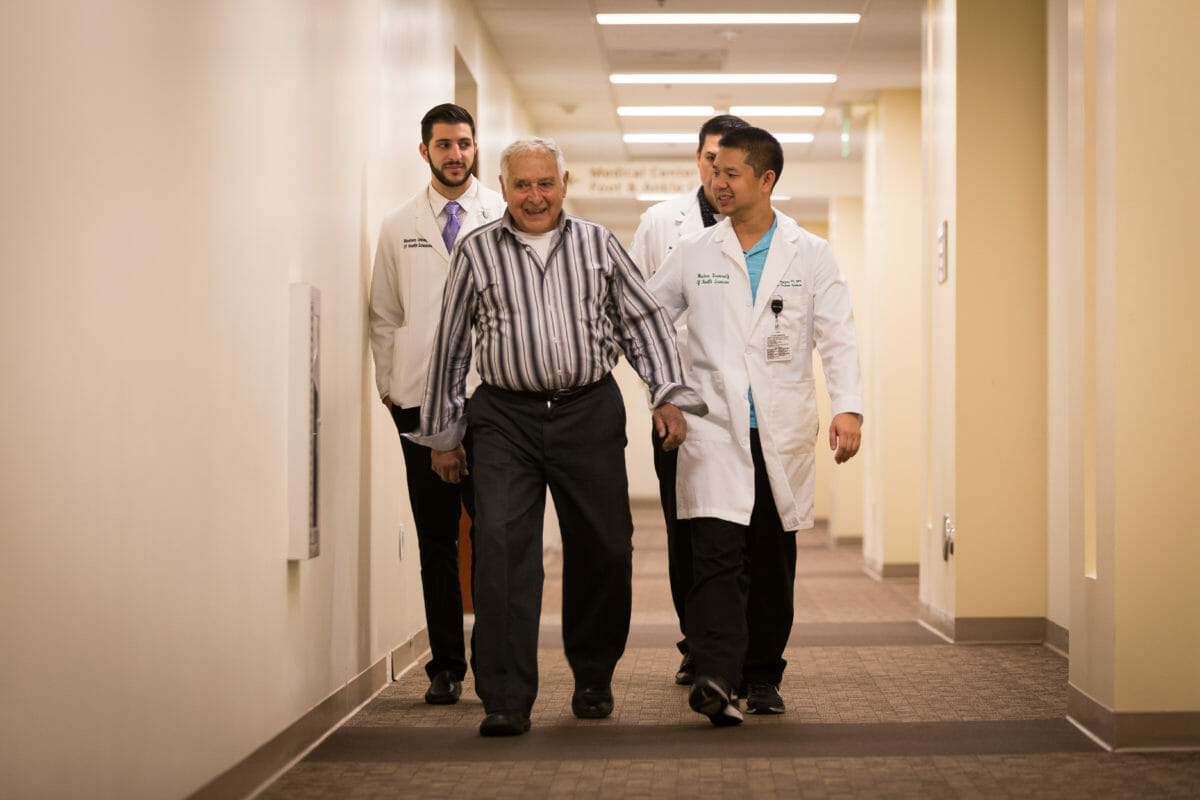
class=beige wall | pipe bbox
[862,90,924,572]
[1058,0,1200,713]
[923,0,1049,619]
[0,1,529,797]
[1106,0,1200,712]
[827,198,867,540]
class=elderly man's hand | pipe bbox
[431,445,469,484]
[653,402,687,451]
[829,412,862,464]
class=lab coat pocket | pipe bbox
[770,379,819,454]
[686,370,734,442]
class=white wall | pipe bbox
[0,1,529,797]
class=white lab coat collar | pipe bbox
[710,211,802,330]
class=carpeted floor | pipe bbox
[258,506,1200,798]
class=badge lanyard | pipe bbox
[765,294,792,362]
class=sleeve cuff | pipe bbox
[402,417,466,451]
[654,384,708,416]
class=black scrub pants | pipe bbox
[686,429,796,690]
[651,427,692,655]
[741,430,797,688]
[467,375,634,716]
[391,404,474,682]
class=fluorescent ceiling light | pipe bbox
[625,133,814,144]
[597,14,860,25]
[618,106,716,117]
[638,192,793,202]
[624,134,701,144]
[612,73,836,85]
[730,106,825,117]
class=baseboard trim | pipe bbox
[919,603,956,641]
[862,556,919,580]
[1044,619,1070,656]
[629,496,660,511]
[953,616,1047,644]
[188,656,390,800]
[830,534,863,549]
[391,628,430,680]
[918,606,1054,645]
[1068,684,1200,751]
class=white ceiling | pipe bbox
[469,0,924,237]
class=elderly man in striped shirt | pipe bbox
[413,137,705,737]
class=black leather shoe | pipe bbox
[424,670,462,705]
[571,685,614,719]
[674,651,695,685]
[479,711,531,737]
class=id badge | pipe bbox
[766,332,792,362]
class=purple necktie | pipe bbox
[442,201,461,253]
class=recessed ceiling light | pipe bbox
[597,14,860,25]
[730,106,826,117]
[611,74,837,85]
[618,106,717,117]
[624,133,814,144]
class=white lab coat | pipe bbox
[629,189,704,280]
[647,211,863,531]
[368,181,505,407]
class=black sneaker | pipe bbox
[674,651,695,685]
[745,682,785,715]
[688,676,743,726]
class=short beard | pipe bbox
[429,161,472,189]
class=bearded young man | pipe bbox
[368,103,505,707]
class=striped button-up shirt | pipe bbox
[415,211,705,450]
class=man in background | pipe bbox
[628,114,749,687]
[368,103,505,706]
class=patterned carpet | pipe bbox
[259,507,1200,798]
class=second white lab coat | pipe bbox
[628,189,704,280]
[647,211,863,531]
[368,182,505,407]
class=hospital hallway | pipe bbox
[256,504,1200,798]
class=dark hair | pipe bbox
[698,114,749,151]
[718,126,784,187]
[421,103,476,147]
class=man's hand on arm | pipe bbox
[829,412,862,464]
[431,445,468,484]
[653,402,687,451]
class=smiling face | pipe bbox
[420,122,476,191]
[500,150,568,234]
[709,146,774,221]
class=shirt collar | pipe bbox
[744,215,779,257]
[428,179,479,218]
[696,185,721,228]
[499,209,571,239]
